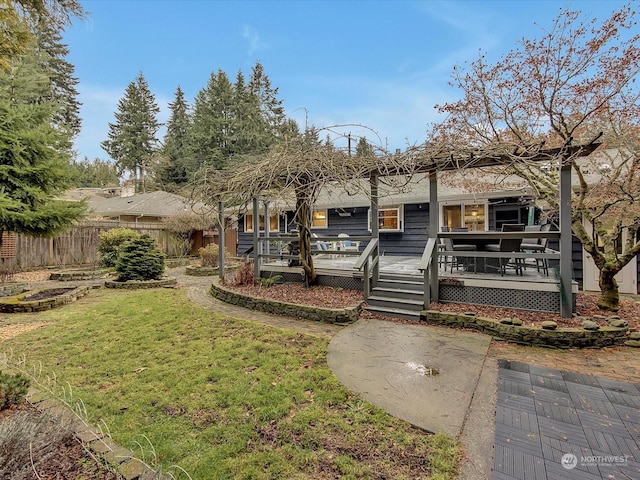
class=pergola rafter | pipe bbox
[211,137,602,317]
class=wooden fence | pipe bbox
[0,221,237,271]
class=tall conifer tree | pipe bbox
[157,86,190,191]
[0,41,85,244]
[101,72,160,192]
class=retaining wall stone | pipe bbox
[210,281,361,325]
[105,278,178,289]
[420,310,630,348]
[0,286,90,313]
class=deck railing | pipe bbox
[254,234,374,280]
[418,237,438,308]
[354,238,379,300]
[419,230,564,305]
[437,231,562,269]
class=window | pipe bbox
[442,203,487,231]
[311,210,328,229]
[368,206,404,232]
[244,214,279,233]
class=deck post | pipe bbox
[253,196,260,280]
[264,200,270,256]
[218,200,225,278]
[428,170,439,305]
[370,173,379,289]
[559,159,572,318]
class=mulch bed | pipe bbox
[224,282,640,331]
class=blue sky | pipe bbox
[63,0,627,162]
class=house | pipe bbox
[81,190,236,256]
[237,167,639,297]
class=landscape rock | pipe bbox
[582,320,600,331]
[609,319,629,328]
[541,321,558,330]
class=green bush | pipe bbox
[200,243,230,267]
[0,371,30,410]
[115,235,166,281]
[98,228,141,267]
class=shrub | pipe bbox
[114,235,166,281]
[225,260,255,286]
[199,243,225,267]
[98,228,141,267]
[0,371,30,410]
[259,274,282,288]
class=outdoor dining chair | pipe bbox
[440,227,477,273]
[521,224,551,275]
[338,233,360,252]
[485,224,524,275]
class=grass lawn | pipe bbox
[1,288,460,479]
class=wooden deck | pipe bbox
[261,255,576,314]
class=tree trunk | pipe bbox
[597,268,620,311]
[294,188,316,287]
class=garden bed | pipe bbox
[0,286,91,313]
[211,279,363,324]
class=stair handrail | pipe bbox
[354,238,379,301]
[418,237,437,308]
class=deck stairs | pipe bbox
[364,272,426,321]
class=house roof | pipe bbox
[87,191,211,218]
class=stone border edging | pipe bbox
[420,310,630,349]
[184,266,219,276]
[105,277,177,289]
[26,390,159,480]
[0,283,28,297]
[210,279,362,325]
[49,270,110,281]
[0,286,91,313]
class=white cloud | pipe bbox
[242,24,267,56]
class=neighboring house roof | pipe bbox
[86,191,211,218]
[60,187,123,202]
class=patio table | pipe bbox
[439,231,559,274]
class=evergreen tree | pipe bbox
[71,157,120,187]
[355,137,375,158]
[187,68,234,172]
[34,19,81,146]
[0,0,84,71]
[186,61,286,176]
[157,86,190,191]
[0,43,86,244]
[101,72,160,193]
[247,61,286,144]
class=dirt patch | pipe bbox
[0,323,48,342]
[11,270,53,282]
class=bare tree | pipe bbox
[194,123,417,285]
[430,4,640,311]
